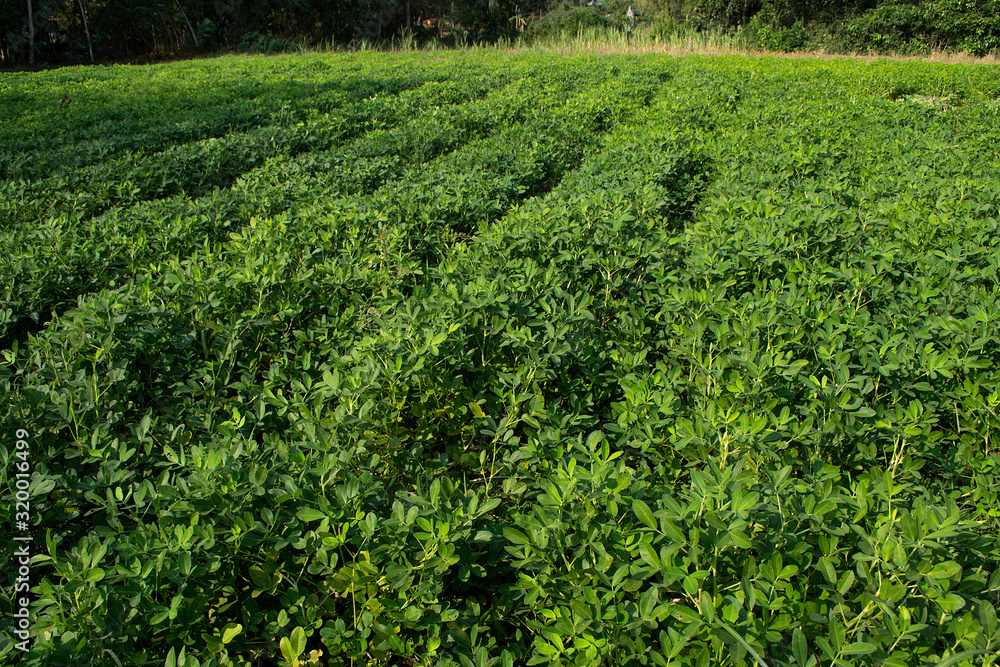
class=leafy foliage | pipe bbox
[2,51,1000,667]
[523,5,623,42]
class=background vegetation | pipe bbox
[2,0,1000,67]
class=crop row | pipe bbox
[0,60,679,665]
[1,74,502,225]
[0,55,507,180]
[0,64,663,352]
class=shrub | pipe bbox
[524,6,622,42]
[235,32,304,55]
[926,0,1000,55]
[834,0,1000,55]
[838,2,927,53]
[196,19,220,51]
[747,14,810,51]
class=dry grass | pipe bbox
[327,26,1000,66]
[750,47,1000,65]
[517,32,749,58]
[478,29,1000,66]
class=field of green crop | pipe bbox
[2,50,1000,667]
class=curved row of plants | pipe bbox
[0,55,519,181]
[0,57,661,348]
[1,54,676,666]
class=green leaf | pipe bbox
[222,623,242,644]
[670,605,702,625]
[638,541,661,569]
[926,562,961,580]
[817,558,837,586]
[504,527,530,545]
[296,508,326,522]
[279,637,294,662]
[841,642,877,655]
[937,593,966,613]
[479,497,501,515]
[612,564,629,589]
[837,570,855,595]
[792,628,808,665]
[699,591,715,624]
[714,618,771,667]
[290,626,306,657]
[164,647,177,667]
[772,465,793,487]
[736,492,759,512]
[640,587,659,620]
[729,530,751,549]
[585,431,604,449]
[633,499,658,530]
[249,566,271,588]
[30,478,56,497]
[815,636,836,660]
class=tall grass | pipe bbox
[506,25,1000,62]
[308,24,998,64]
[518,25,752,56]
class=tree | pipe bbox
[173,0,197,46]
[27,0,34,64]
[76,0,94,62]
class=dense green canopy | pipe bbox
[2,50,1000,667]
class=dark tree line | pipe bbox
[2,0,999,66]
[1,0,551,65]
